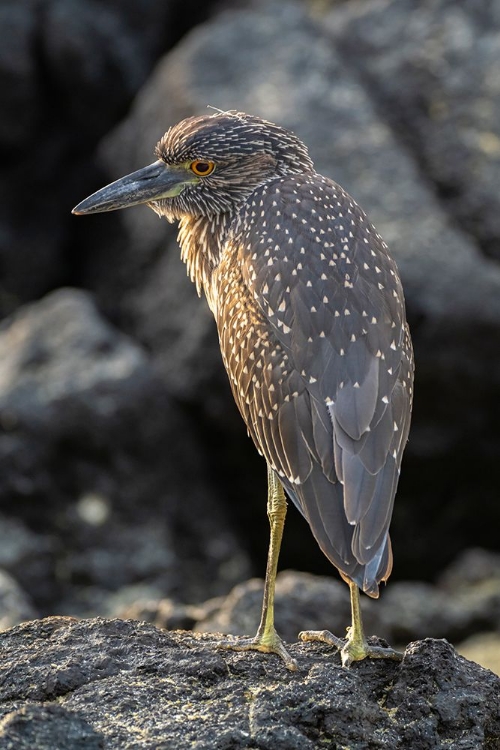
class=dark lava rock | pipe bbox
[0,704,103,750]
[0,288,249,615]
[0,616,498,749]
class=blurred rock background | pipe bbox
[0,0,499,672]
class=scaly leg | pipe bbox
[299,581,402,668]
[218,465,297,670]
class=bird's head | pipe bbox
[72,111,314,221]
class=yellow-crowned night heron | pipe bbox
[73,111,414,669]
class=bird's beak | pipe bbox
[72,160,191,215]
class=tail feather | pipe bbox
[282,465,393,597]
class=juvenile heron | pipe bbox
[73,111,414,669]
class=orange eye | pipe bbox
[190,159,215,176]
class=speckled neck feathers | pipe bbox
[177,211,234,300]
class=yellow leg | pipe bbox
[218,465,297,670]
[299,581,402,668]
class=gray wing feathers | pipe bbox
[283,467,393,595]
[333,353,379,440]
[283,469,354,570]
[311,398,337,483]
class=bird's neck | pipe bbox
[177,212,233,307]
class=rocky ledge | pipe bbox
[0,617,498,749]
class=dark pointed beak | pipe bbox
[72,160,189,215]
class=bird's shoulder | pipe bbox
[234,171,396,269]
[232,172,403,320]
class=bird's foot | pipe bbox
[218,628,298,671]
[298,628,403,668]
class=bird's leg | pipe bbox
[218,465,297,670]
[252,466,297,666]
[299,581,403,668]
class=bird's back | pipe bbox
[213,171,414,597]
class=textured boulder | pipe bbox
[0,617,498,749]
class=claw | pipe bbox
[299,628,403,668]
[218,630,298,671]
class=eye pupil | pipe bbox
[191,160,214,176]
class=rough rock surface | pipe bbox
[0,617,498,749]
